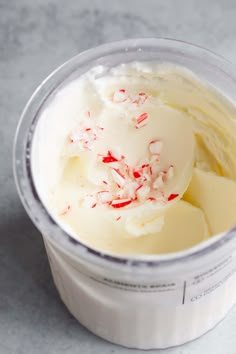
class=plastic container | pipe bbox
[14,38,236,349]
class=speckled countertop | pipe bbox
[1,0,236,353]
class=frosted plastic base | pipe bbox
[44,238,236,349]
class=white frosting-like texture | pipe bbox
[32,62,236,255]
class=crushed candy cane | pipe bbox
[112,90,149,106]
[66,97,179,211]
[83,195,97,208]
[135,112,148,128]
[60,205,71,216]
[111,198,132,208]
[149,140,163,155]
[79,139,178,209]
[102,151,119,163]
[112,89,129,103]
[168,193,179,201]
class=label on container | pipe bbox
[89,253,236,305]
[46,240,236,306]
[185,254,235,304]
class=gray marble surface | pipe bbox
[1,0,236,353]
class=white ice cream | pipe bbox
[32,62,236,255]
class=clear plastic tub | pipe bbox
[14,38,236,349]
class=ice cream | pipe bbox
[32,62,236,255]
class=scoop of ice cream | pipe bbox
[62,86,195,236]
